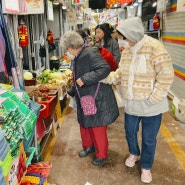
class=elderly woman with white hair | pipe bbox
[105,17,174,183]
[60,31,119,166]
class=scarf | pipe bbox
[126,34,148,99]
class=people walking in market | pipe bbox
[95,23,121,64]
[103,17,174,183]
[60,31,119,166]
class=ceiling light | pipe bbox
[152,2,157,7]
[138,0,143,2]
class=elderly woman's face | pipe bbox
[95,28,104,40]
[66,48,75,60]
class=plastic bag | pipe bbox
[112,85,123,108]
[69,96,77,112]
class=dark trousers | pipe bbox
[80,125,108,159]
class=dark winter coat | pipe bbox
[103,38,121,64]
[68,46,119,128]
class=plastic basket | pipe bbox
[37,96,56,117]
[48,88,58,107]
[26,147,36,167]
[0,151,12,176]
[21,175,40,184]
[27,162,52,177]
[37,104,46,121]
[36,118,46,139]
[24,78,36,86]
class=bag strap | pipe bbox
[75,82,100,99]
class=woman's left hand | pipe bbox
[76,78,84,87]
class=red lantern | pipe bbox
[18,19,29,47]
[47,29,54,45]
[153,13,160,30]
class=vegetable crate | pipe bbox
[37,96,56,117]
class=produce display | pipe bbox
[60,55,71,64]
[23,72,33,80]
[37,69,72,88]
[26,69,72,102]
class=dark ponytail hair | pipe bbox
[95,23,114,46]
[76,29,87,43]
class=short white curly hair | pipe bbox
[60,31,84,51]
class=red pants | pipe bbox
[80,125,108,159]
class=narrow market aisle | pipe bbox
[45,107,185,185]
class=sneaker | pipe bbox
[125,154,140,167]
[141,169,152,183]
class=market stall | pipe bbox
[0,84,51,185]
[23,65,73,154]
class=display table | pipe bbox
[0,88,39,185]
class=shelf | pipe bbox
[145,31,159,33]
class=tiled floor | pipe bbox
[45,107,185,185]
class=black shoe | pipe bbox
[92,158,106,166]
[79,146,95,157]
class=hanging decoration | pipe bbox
[47,29,54,45]
[127,4,137,18]
[99,9,117,24]
[47,29,56,52]
[18,19,29,47]
[153,13,160,30]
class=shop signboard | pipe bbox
[107,0,132,9]
[177,0,185,12]
[2,0,20,14]
[72,0,86,5]
[157,0,166,12]
[66,12,77,26]
[2,0,44,14]
[19,0,44,14]
[47,0,54,21]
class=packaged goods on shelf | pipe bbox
[0,90,38,157]
[0,167,6,185]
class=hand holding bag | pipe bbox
[76,82,100,116]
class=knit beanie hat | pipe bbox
[116,17,144,43]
